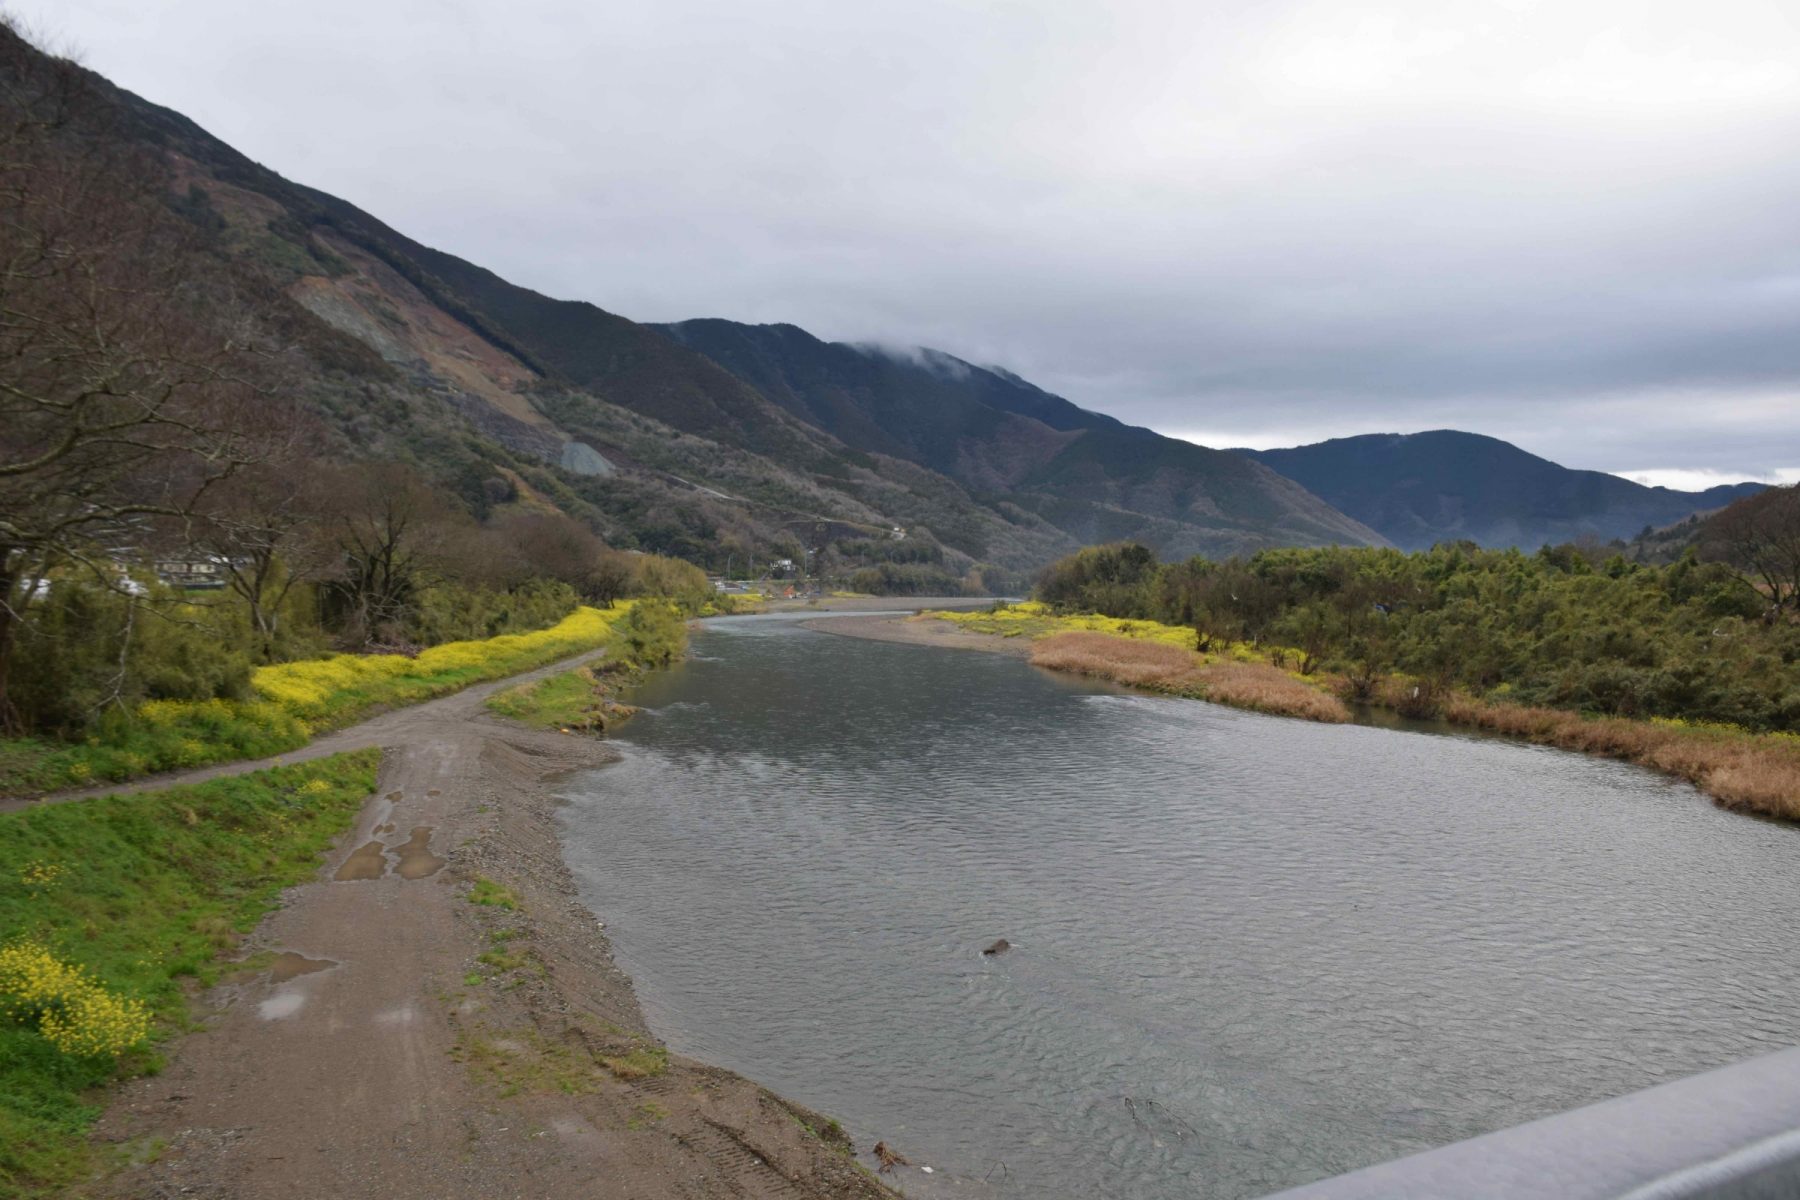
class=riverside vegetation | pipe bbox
[485,602,689,732]
[0,595,696,1196]
[0,750,382,1196]
[935,535,1800,819]
[0,550,723,799]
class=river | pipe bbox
[556,613,1800,1199]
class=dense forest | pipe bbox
[1035,493,1800,733]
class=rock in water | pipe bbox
[983,938,1011,956]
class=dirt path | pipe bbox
[7,596,992,816]
[84,680,901,1197]
[1,648,614,814]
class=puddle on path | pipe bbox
[393,826,446,879]
[258,990,308,1020]
[334,839,392,881]
[269,952,337,983]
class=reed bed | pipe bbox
[1029,632,1350,723]
[1197,661,1352,724]
[1444,697,1800,820]
[935,606,1797,819]
[1029,631,1203,690]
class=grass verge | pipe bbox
[485,601,688,733]
[0,749,381,1197]
[486,666,633,733]
[927,603,1348,722]
[0,605,633,799]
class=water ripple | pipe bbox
[559,617,1800,1200]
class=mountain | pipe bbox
[24,28,1088,584]
[653,319,1385,559]
[12,24,1389,585]
[1240,431,1766,552]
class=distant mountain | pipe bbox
[653,319,1386,560]
[1240,431,1766,551]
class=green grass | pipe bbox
[0,605,631,799]
[453,1028,601,1099]
[598,1043,668,1081]
[485,602,689,732]
[486,666,607,730]
[0,750,381,1198]
[467,878,520,911]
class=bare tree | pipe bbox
[487,511,604,593]
[319,463,454,646]
[1705,484,1800,612]
[588,550,637,606]
[0,24,281,727]
[190,455,336,659]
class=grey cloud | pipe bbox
[35,0,1800,478]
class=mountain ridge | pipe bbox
[652,318,1387,559]
[65,39,1388,572]
[1240,430,1765,551]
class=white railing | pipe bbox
[1264,1045,1800,1199]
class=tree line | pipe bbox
[1035,508,1800,732]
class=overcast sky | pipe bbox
[28,0,1800,487]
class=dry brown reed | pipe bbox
[1198,661,1352,724]
[1024,629,1797,819]
[1030,632,1204,690]
[1029,632,1350,723]
[1443,696,1800,821]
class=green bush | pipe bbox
[615,601,686,666]
[8,581,256,737]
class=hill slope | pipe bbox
[1242,431,1765,551]
[654,319,1386,559]
[35,31,1089,580]
[17,26,1383,577]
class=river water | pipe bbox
[557,613,1800,1199]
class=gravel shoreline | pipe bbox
[95,688,898,1198]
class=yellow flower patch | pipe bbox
[0,940,151,1059]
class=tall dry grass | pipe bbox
[1029,632,1350,723]
[1199,661,1352,724]
[1443,697,1800,821]
[975,618,1798,820]
[1030,632,1203,690]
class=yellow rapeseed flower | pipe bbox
[0,940,152,1058]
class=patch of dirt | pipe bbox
[91,676,898,1199]
[803,612,1034,657]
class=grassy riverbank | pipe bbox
[486,601,687,733]
[486,666,620,731]
[0,751,381,1196]
[925,603,1800,818]
[0,605,635,798]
